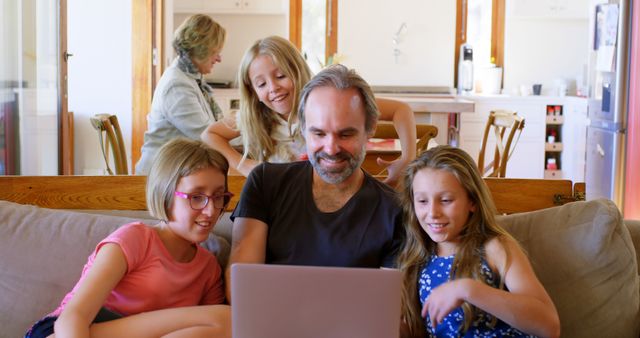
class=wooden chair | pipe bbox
[90,114,128,175]
[477,110,525,178]
[367,122,438,176]
[373,122,438,155]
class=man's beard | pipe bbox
[308,145,366,184]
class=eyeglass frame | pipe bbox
[174,191,234,210]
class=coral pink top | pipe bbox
[52,222,224,316]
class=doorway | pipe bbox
[0,0,69,175]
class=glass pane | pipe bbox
[466,0,492,66]
[301,0,327,74]
[0,0,59,175]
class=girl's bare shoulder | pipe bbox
[484,235,521,275]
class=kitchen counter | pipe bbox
[214,88,476,145]
[374,93,475,145]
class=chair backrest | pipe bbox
[90,114,128,175]
[373,122,438,155]
[477,110,525,178]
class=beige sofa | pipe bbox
[0,179,638,338]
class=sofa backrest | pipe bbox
[498,199,640,338]
[0,175,579,215]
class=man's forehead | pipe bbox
[306,87,364,111]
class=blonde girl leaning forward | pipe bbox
[397,145,560,338]
[136,14,226,174]
[25,138,232,338]
[201,35,416,186]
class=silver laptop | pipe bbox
[231,264,402,338]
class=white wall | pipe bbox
[68,0,132,174]
[337,0,456,87]
[503,0,590,95]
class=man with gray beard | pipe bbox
[226,65,403,301]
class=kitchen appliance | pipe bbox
[457,44,473,94]
[585,0,633,209]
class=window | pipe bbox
[290,0,337,70]
[301,0,327,73]
[467,0,493,67]
[455,0,505,90]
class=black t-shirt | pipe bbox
[231,161,403,268]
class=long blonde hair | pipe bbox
[397,145,512,336]
[237,36,312,162]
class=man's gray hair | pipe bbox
[298,64,379,133]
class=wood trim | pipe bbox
[573,182,585,201]
[491,0,505,68]
[131,0,154,169]
[0,175,577,215]
[454,0,467,89]
[289,0,302,49]
[153,0,164,82]
[58,0,71,174]
[1,176,148,210]
[62,111,74,174]
[326,0,338,61]
[483,178,573,214]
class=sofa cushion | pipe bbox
[0,201,229,338]
[497,199,640,338]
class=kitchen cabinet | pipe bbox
[508,0,589,19]
[544,104,564,179]
[460,95,588,180]
[174,0,286,14]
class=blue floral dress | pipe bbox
[418,254,536,338]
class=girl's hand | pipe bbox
[377,156,409,187]
[421,279,471,327]
[236,158,259,177]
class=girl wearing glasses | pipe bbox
[26,138,233,338]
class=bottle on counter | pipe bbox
[457,44,473,94]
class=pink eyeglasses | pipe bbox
[174,191,234,210]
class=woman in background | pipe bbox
[201,36,416,186]
[136,14,226,175]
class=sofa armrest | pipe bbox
[625,219,640,275]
